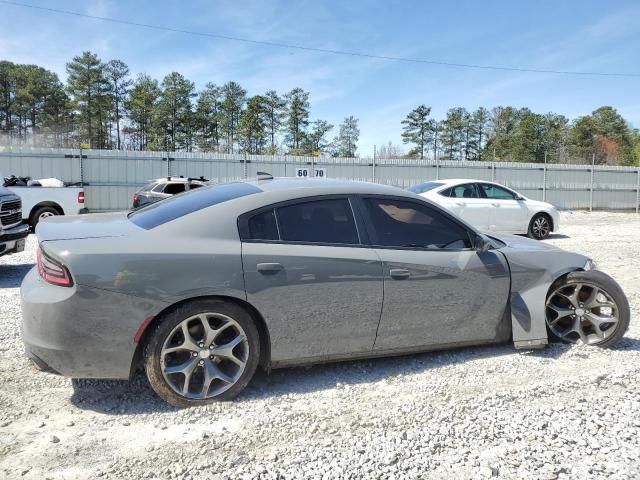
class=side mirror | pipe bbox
[475,234,493,253]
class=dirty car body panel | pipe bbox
[21,179,593,379]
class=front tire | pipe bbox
[528,212,552,240]
[545,270,630,348]
[144,299,260,407]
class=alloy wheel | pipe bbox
[532,215,550,239]
[39,211,56,220]
[546,282,619,345]
[160,312,248,399]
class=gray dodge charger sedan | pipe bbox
[21,178,630,407]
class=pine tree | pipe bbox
[105,60,132,149]
[334,116,359,157]
[401,105,432,159]
[284,88,310,151]
[220,81,246,153]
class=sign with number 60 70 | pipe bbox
[294,168,327,179]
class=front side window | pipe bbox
[363,197,472,249]
[276,199,359,245]
[479,183,516,200]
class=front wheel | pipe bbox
[528,213,552,240]
[144,299,260,407]
[545,270,630,348]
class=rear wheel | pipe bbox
[545,270,629,348]
[144,299,260,407]
[31,206,59,229]
[528,213,552,240]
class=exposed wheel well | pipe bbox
[30,202,64,221]
[130,295,271,377]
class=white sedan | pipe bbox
[408,179,560,240]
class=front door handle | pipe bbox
[491,202,500,207]
[390,268,411,280]
[257,262,284,274]
[456,201,466,206]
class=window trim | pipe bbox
[357,194,477,252]
[237,194,366,248]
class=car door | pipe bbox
[478,183,529,233]
[357,195,511,351]
[440,183,490,231]
[239,196,384,363]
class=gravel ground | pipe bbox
[0,210,639,480]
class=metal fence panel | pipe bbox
[1,147,639,212]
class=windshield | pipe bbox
[407,182,444,194]
[129,182,261,229]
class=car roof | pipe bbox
[244,177,414,197]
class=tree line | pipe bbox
[1,51,638,165]
[0,52,359,156]
[400,105,640,165]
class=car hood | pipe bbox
[523,198,555,210]
[488,233,561,252]
[36,211,140,242]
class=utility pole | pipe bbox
[590,152,595,212]
[372,144,376,181]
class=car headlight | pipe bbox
[584,259,597,271]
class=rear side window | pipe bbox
[129,182,261,229]
[363,197,472,249]
[277,199,359,245]
[448,184,480,198]
[163,183,186,195]
[247,210,279,240]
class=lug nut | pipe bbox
[198,360,204,365]
[209,355,214,360]
[192,352,197,357]
[209,345,215,350]
[199,342,204,348]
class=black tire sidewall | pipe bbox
[528,213,551,240]
[547,270,630,348]
[31,206,59,228]
[143,299,260,407]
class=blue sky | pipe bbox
[1,0,639,156]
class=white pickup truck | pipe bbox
[2,175,88,229]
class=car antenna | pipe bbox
[257,171,274,181]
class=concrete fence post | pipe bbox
[589,167,595,212]
[542,164,547,202]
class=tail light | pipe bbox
[37,246,73,287]
[78,191,85,204]
[133,193,139,208]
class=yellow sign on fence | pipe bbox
[80,143,90,150]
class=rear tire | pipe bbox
[144,299,260,407]
[528,212,552,240]
[545,270,630,348]
[30,206,59,229]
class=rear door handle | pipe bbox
[257,262,284,274]
[390,268,410,280]
[491,202,500,207]
[456,201,466,206]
